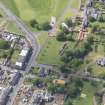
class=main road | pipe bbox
[0,2,40,105]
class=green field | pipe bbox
[1,0,68,23]
[37,37,63,65]
[7,21,24,35]
[0,0,81,65]
[73,82,103,105]
[37,32,48,46]
[0,0,81,31]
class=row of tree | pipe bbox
[30,19,52,30]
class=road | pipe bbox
[0,2,40,105]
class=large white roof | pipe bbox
[15,62,22,67]
[19,49,28,56]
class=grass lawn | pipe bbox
[0,12,23,35]
[1,0,82,31]
[37,37,63,65]
[37,32,48,46]
[84,42,105,76]
[11,49,21,64]
[0,0,19,16]
[91,65,105,76]
[7,21,24,35]
[73,81,103,105]
[70,0,80,8]
[64,0,81,19]
[0,0,81,65]
[1,0,68,25]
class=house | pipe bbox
[0,86,12,105]
[91,8,98,19]
[87,0,93,7]
[10,72,21,86]
[33,91,54,105]
[82,16,89,28]
[15,47,32,70]
[83,6,89,17]
[39,67,48,77]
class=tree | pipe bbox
[98,14,105,22]
[64,98,73,105]
[30,19,38,28]
[0,50,8,58]
[41,22,52,30]
[68,59,83,69]
[87,36,94,44]
[32,77,43,86]
[66,32,74,41]
[56,85,65,93]
[56,32,67,41]
[75,79,84,88]
[67,82,81,97]
[0,14,2,18]
[60,64,72,73]
[88,16,96,22]
[91,24,100,33]
[65,18,73,27]
[0,39,10,49]
[47,83,55,93]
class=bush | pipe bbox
[30,19,38,28]
[89,16,96,22]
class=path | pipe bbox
[93,96,97,105]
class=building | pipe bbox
[50,16,56,28]
[96,58,105,66]
[0,86,12,105]
[53,79,66,85]
[10,71,21,86]
[33,91,54,105]
[82,16,89,28]
[15,47,32,70]
[87,0,93,7]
